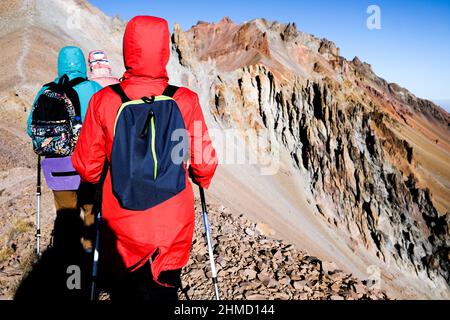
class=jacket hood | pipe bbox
[58,46,87,79]
[123,16,170,81]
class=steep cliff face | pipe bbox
[172,18,450,295]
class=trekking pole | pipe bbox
[36,156,42,258]
[199,186,220,300]
[90,211,101,301]
[90,161,109,301]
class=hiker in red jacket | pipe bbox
[72,16,218,300]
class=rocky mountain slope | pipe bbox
[0,176,388,300]
[0,0,449,299]
[180,197,387,300]
[170,17,450,298]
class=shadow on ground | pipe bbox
[14,209,92,301]
[12,205,193,301]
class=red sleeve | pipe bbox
[187,94,218,189]
[72,94,106,183]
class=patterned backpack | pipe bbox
[109,84,188,211]
[30,75,87,156]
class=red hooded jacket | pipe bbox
[72,16,218,285]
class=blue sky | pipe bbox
[91,0,449,103]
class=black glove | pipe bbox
[188,166,200,186]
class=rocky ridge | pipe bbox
[181,198,387,300]
[171,17,450,296]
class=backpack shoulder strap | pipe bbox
[67,77,88,88]
[162,85,179,98]
[56,75,87,88]
[57,75,84,122]
[64,85,82,123]
[43,81,56,88]
[110,84,130,104]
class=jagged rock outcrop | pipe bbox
[172,18,450,295]
[207,64,449,285]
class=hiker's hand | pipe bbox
[188,166,200,186]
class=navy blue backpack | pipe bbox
[110,84,188,211]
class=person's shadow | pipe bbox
[14,206,191,301]
[14,208,91,301]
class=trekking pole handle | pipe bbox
[199,186,207,214]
